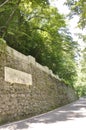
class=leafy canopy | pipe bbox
[0,0,78,87]
[66,0,86,29]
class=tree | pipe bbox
[0,0,49,37]
[75,48,86,96]
[80,48,86,96]
[0,0,78,87]
[66,0,86,29]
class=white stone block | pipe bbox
[36,62,44,71]
[28,55,36,65]
[7,46,28,63]
[44,66,50,74]
[5,67,32,85]
[49,70,53,75]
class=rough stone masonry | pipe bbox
[0,41,78,125]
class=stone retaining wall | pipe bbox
[0,42,77,124]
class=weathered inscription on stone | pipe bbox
[5,67,32,85]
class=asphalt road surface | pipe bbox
[0,97,86,130]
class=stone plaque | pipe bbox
[5,67,32,85]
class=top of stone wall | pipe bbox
[0,44,61,81]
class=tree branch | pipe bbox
[32,27,47,32]
[0,0,9,8]
[28,15,49,21]
[2,0,21,38]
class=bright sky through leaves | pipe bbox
[49,0,86,50]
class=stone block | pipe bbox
[36,62,45,71]
[28,55,36,65]
[4,67,32,85]
[44,66,50,74]
[7,46,28,63]
[49,69,53,75]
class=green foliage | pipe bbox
[0,38,7,53]
[75,85,86,97]
[66,0,86,28]
[0,38,6,44]
[79,48,86,96]
[65,0,86,95]
[0,0,78,87]
[75,48,86,97]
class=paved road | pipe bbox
[0,97,86,130]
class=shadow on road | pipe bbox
[0,97,86,130]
